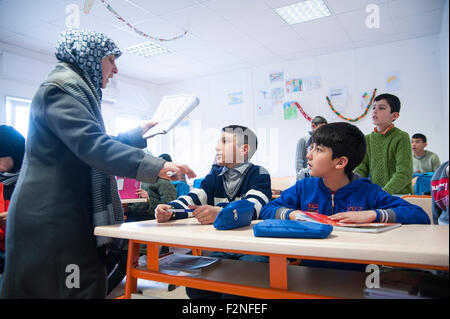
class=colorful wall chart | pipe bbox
[228,91,243,105]
[283,101,298,120]
[285,79,302,94]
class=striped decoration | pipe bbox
[326,88,377,122]
[100,0,188,42]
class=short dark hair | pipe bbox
[374,93,401,113]
[158,153,172,162]
[412,133,427,143]
[312,122,366,179]
[221,125,258,159]
[312,116,328,126]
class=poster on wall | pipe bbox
[271,87,284,107]
[283,101,298,120]
[303,76,322,91]
[255,88,273,116]
[327,86,348,120]
[269,71,284,83]
[228,91,243,105]
[385,71,401,91]
[285,78,302,94]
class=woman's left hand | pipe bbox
[141,121,158,138]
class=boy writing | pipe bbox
[156,125,272,299]
[354,93,413,195]
[155,125,272,224]
[260,122,429,225]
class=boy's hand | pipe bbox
[329,211,377,224]
[136,189,150,202]
[155,204,173,223]
[0,211,7,225]
[189,205,221,225]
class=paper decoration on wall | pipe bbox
[269,71,284,83]
[293,101,312,122]
[100,0,187,42]
[256,88,273,116]
[303,76,322,91]
[228,91,243,105]
[271,87,284,107]
[385,71,401,91]
[285,79,302,94]
[84,0,95,13]
[283,101,298,120]
[327,88,377,122]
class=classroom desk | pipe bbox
[121,198,147,204]
[94,219,449,299]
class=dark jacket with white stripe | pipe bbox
[169,163,272,220]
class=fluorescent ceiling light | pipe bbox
[275,0,331,25]
[124,42,172,58]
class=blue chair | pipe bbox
[171,181,190,197]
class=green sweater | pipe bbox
[354,127,413,195]
[413,150,441,173]
[127,179,177,221]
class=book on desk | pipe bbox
[159,253,221,273]
[295,211,401,233]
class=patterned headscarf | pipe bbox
[55,29,122,100]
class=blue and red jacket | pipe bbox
[260,174,430,224]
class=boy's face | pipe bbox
[411,138,427,156]
[371,99,399,128]
[306,144,342,178]
[0,156,14,173]
[215,132,247,167]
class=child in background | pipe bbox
[411,133,441,173]
[354,93,413,195]
[431,161,449,225]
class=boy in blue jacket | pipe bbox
[260,122,430,225]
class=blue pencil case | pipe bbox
[253,220,333,239]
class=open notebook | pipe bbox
[116,177,141,199]
[143,94,200,138]
[295,211,401,233]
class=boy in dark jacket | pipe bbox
[261,122,429,224]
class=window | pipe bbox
[5,96,32,138]
[115,114,144,134]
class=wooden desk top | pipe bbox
[94,219,449,268]
[121,198,147,204]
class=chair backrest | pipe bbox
[271,176,296,191]
[401,195,434,225]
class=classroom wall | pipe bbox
[157,35,448,178]
[439,0,449,160]
[0,41,158,140]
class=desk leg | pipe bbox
[269,255,288,290]
[124,240,140,299]
[147,243,160,272]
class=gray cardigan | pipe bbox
[0,62,165,298]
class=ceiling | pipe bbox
[0,0,446,85]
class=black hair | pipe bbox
[158,153,172,162]
[312,116,328,125]
[412,133,427,143]
[312,122,366,179]
[221,125,258,159]
[374,93,401,113]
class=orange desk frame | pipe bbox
[122,239,449,299]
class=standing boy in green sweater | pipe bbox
[354,93,413,195]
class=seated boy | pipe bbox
[260,122,429,270]
[354,93,413,195]
[261,122,429,224]
[155,125,272,298]
[411,133,441,173]
[431,161,449,225]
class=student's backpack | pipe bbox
[414,172,434,195]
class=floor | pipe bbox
[106,247,191,299]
